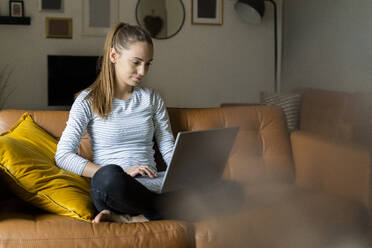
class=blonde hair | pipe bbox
[83,22,153,119]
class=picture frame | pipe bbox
[39,0,63,12]
[192,0,223,25]
[46,17,72,39]
[82,0,119,36]
[9,0,24,18]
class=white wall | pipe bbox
[282,0,372,93]
[0,0,280,110]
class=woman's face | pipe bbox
[110,41,154,89]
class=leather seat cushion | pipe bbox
[0,198,194,248]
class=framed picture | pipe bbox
[82,0,119,36]
[46,17,72,39]
[39,0,63,12]
[9,0,24,18]
[192,0,223,25]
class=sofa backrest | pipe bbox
[299,89,354,141]
[0,106,294,185]
[299,88,372,147]
[349,92,372,147]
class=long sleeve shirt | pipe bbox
[55,86,175,178]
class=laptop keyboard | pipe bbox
[134,171,165,193]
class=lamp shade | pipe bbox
[234,0,265,24]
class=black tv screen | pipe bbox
[48,55,100,106]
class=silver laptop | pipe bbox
[135,127,239,193]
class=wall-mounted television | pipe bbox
[47,55,101,106]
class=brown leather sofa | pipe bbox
[0,105,371,247]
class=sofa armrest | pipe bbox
[291,131,372,215]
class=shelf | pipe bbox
[0,16,31,25]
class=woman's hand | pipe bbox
[125,165,158,178]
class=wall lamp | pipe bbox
[234,0,279,93]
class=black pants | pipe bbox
[90,164,245,221]
[90,164,160,219]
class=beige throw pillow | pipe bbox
[261,92,302,131]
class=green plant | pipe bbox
[0,65,16,110]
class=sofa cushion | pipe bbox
[166,107,294,185]
[0,198,194,248]
[221,106,295,184]
[0,113,94,222]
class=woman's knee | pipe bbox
[91,164,126,191]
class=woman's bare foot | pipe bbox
[92,210,114,223]
[92,210,149,223]
[130,214,150,223]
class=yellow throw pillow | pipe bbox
[0,113,94,222]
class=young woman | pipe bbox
[55,22,175,223]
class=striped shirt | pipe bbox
[55,86,175,176]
